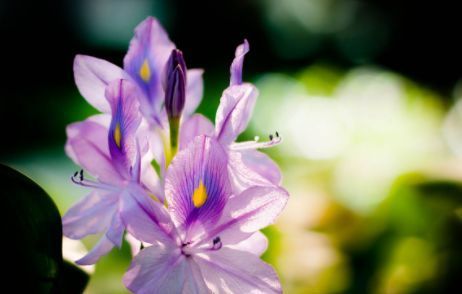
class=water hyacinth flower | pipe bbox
[65,15,289,292]
[73,16,203,133]
[179,40,283,193]
[122,135,289,293]
[63,79,159,264]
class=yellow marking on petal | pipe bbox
[139,59,151,82]
[114,123,122,148]
[192,180,208,208]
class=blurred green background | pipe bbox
[1,0,461,293]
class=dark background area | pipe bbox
[0,0,460,158]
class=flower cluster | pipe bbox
[63,17,288,293]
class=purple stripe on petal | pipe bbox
[106,79,141,177]
[230,39,250,86]
[165,135,231,237]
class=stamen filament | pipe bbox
[230,132,282,151]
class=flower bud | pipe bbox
[164,50,187,119]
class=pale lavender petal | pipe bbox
[230,39,249,86]
[202,186,289,245]
[179,114,214,150]
[228,150,281,192]
[73,55,126,113]
[140,157,164,201]
[76,235,115,265]
[105,212,124,248]
[228,231,268,257]
[215,84,258,145]
[196,247,281,293]
[123,16,175,115]
[239,150,282,185]
[62,191,118,239]
[183,69,204,117]
[165,135,231,236]
[106,79,142,176]
[120,185,175,245]
[65,118,124,184]
[123,244,208,294]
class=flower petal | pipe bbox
[166,135,231,237]
[230,39,249,86]
[184,69,205,116]
[228,150,281,192]
[203,186,288,245]
[76,235,115,265]
[180,114,215,150]
[123,244,208,294]
[227,231,268,257]
[106,79,142,176]
[215,84,258,145]
[73,55,126,113]
[196,247,281,293]
[123,16,175,116]
[105,211,124,248]
[65,117,124,184]
[120,185,175,245]
[62,191,118,239]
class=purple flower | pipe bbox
[73,17,203,128]
[121,135,288,293]
[63,79,160,265]
[179,40,283,193]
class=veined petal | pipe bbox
[123,244,208,294]
[62,191,118,239]
[180,114,215,150]
[73,55,126,113]
[106,79,142,176]
[120,185,175,245]
[184,69,205,117]
[230,39,249,86]
[215,84,258,145]
[227,231,268,257]
[196,247,281,294]
[202,186,288,246]
[76,235,115,265]
[65,117,124,184]
[165,135,231,237]
[123,16,175,115]
[228,150,281,192]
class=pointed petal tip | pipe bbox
[230,39,250,86]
